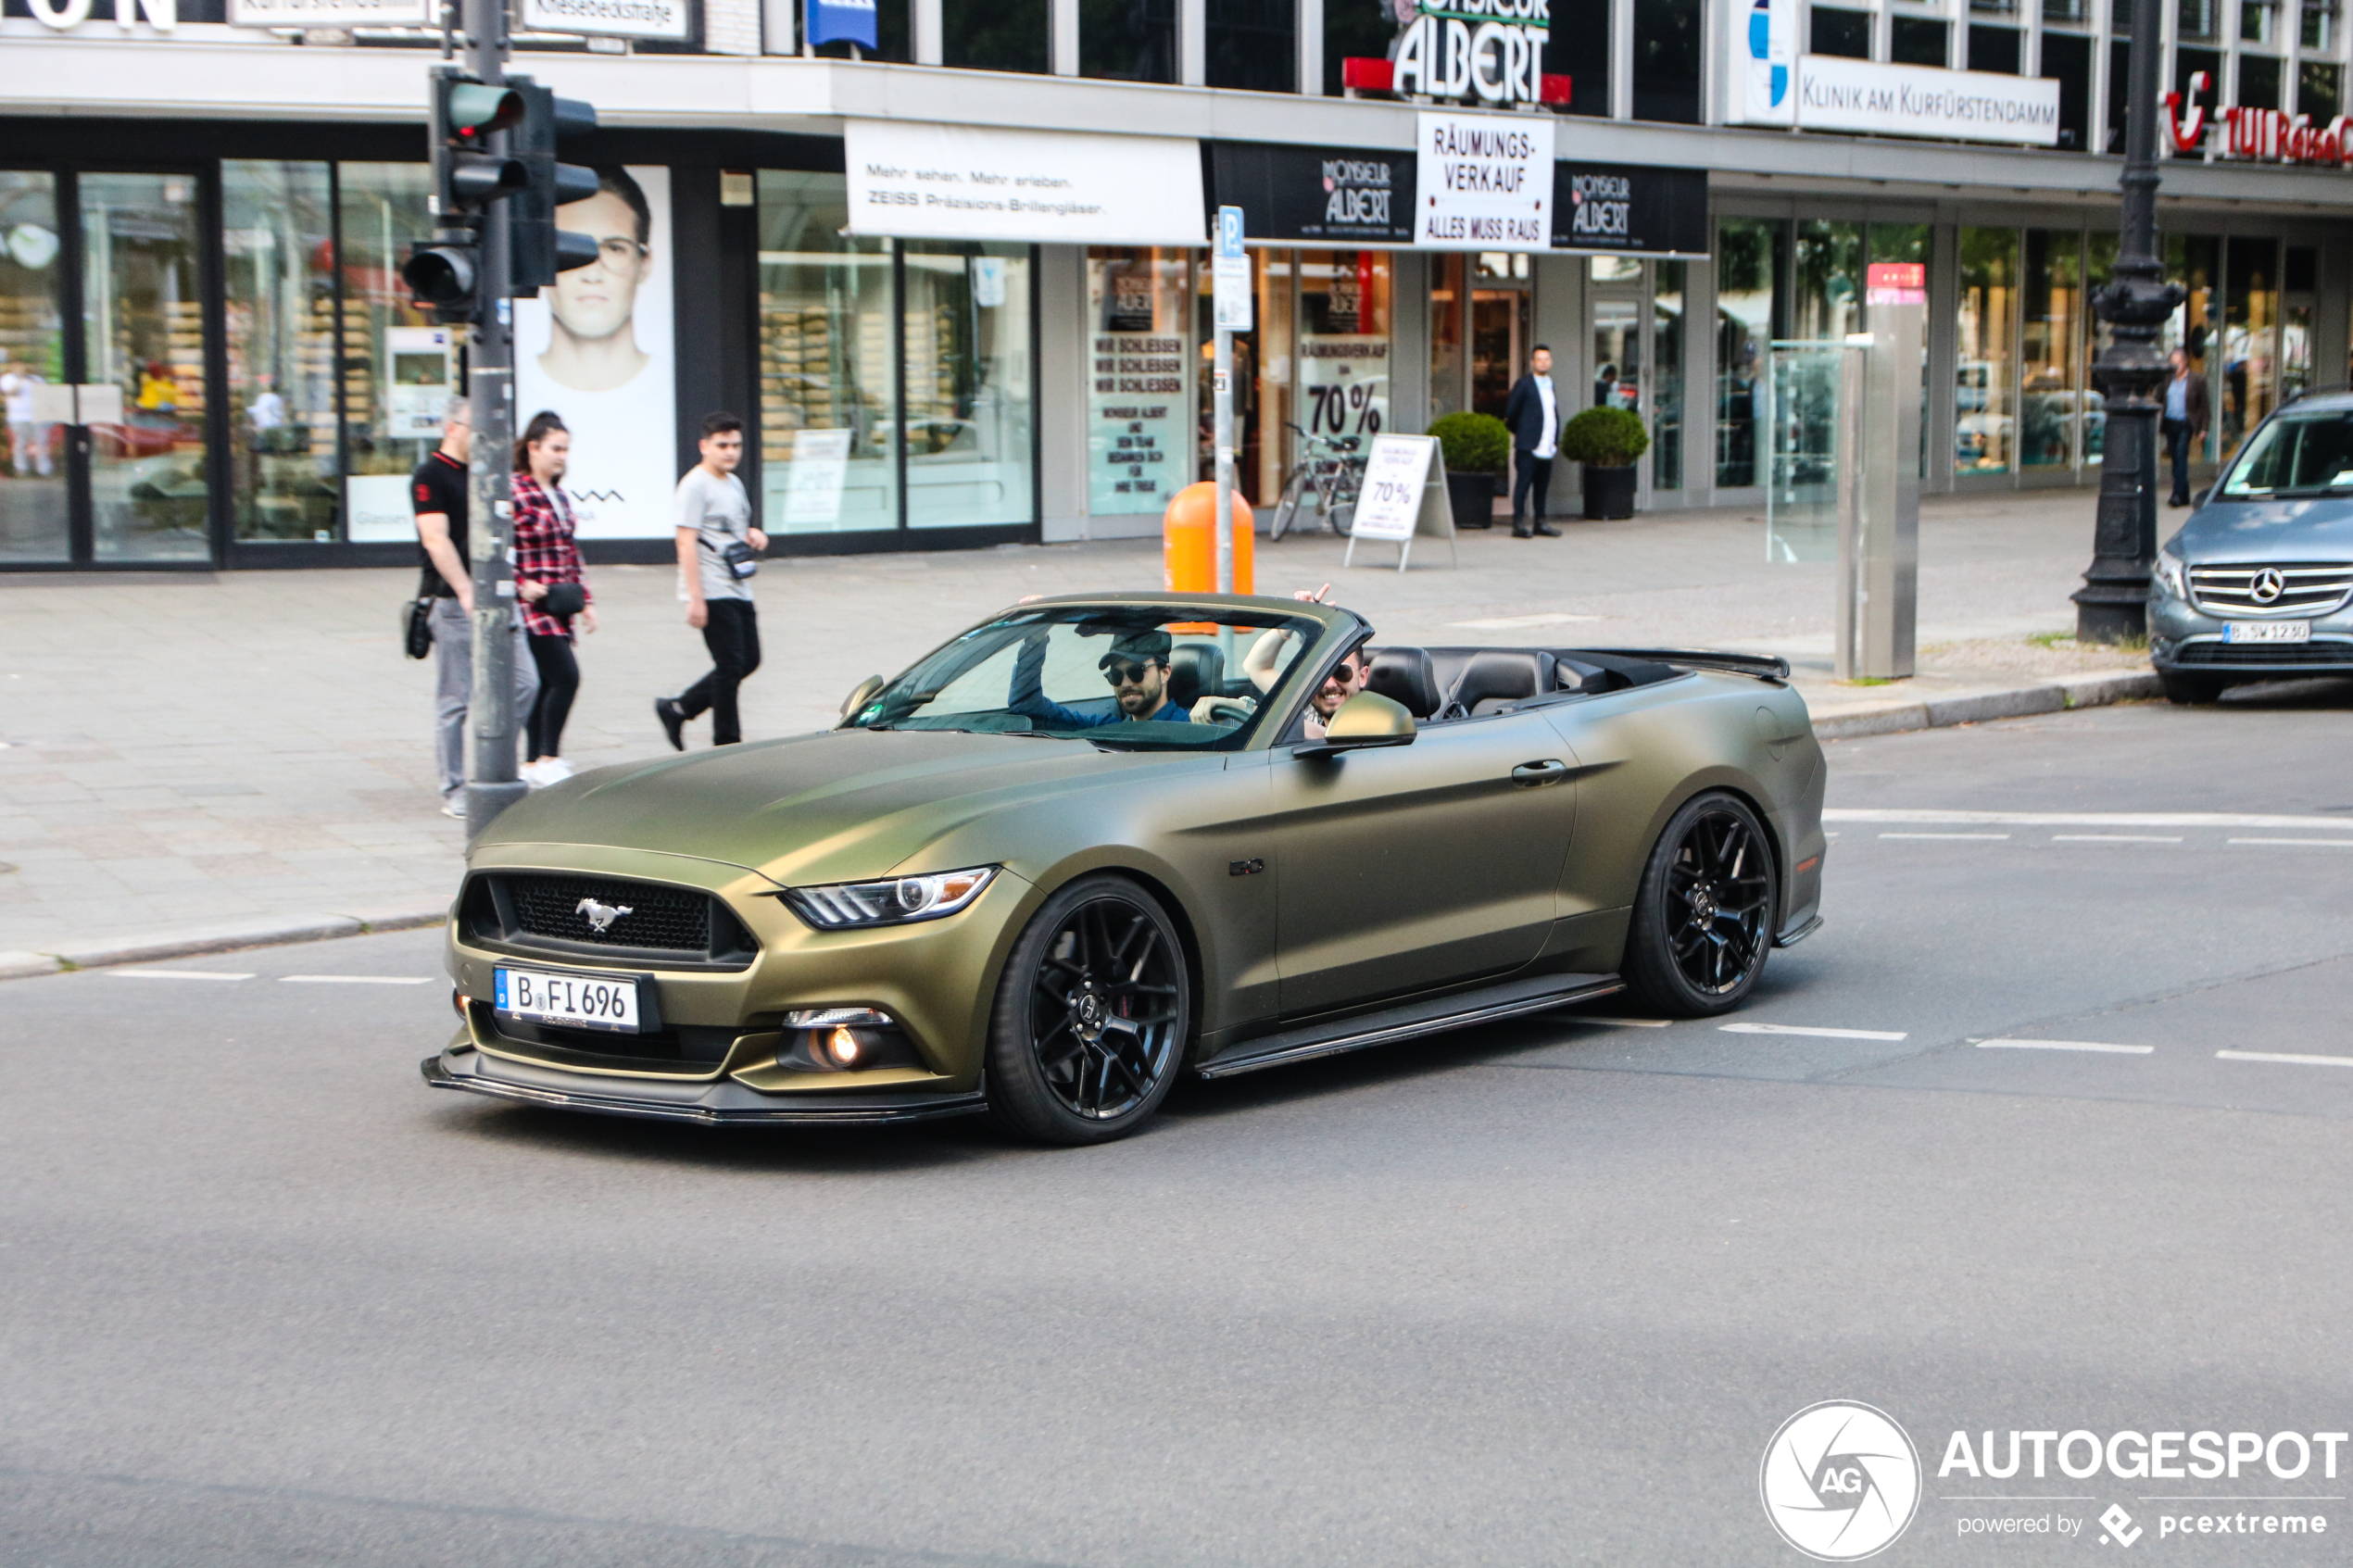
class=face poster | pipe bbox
[514,164,675,540]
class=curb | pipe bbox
[2,904,448,982]
[1811,669,2162,742]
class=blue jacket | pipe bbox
[1008,634,1193,728]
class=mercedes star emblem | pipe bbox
[576,897,634,933]
[2250,568,2287,604]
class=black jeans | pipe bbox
[680,597,761,746]
[1512,451,1553,525]
[2163,418,2196,504]
[525,632,579,760]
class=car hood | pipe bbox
[2170,497,2353,562]
[474,727,1192,883]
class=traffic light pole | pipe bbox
[461,0,524,837]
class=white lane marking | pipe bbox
[2228,837,2353,847]
[2217,1049,2353,1068]
[1561,1016,1673,1028]
[2051,834,2183,844]
[1827,809,2353,830]
[1879,832,2010,840]
[111,970,253,982]
[1975,1037,2155,1055]
[1448,612,1603,630]
[1721,1022,1909,1041]
[280,975,436,985]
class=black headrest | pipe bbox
[1450,650,1555,714]
[1165,643,1226,709]
[1364,646,1441,718]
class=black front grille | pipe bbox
[2173,640,2353,667]
[507,874,711,949]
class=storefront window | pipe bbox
[82,172,210,561]
[1654,259,1684,492]
[2020,230,2084,470]
[337,163,443,544]
[1715,218,1781,488]
[2283,244,2316,405]
[1086,247,1189,516]
[2221,237,2279,466]
[2163,233,2219,461]
[1470,277,1529,418]
[758,171,898,536]
[903,241,1034,530]
[0,170,68,563]
[1793,221,1862,342]
[1430,254,1466,420]
[1297,249,1390,449]
[1956,227,2018,475]
[223,160,336,543]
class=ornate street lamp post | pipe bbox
[2074,0,2188,643]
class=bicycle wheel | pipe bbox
[1268,470,1304,542]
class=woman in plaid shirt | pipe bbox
[512,410,596,786]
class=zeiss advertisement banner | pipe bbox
[1548,163,1708,257]
[808,0,875,49]
[1205,143,1416,247]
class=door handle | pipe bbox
[1510,759,1568,786]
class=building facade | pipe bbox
[3,0,2349,571]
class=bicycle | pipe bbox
[1267,422,1367,541]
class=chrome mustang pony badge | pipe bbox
[575,897,634,933]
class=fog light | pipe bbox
[776,1007,919,1073]
[452,987,471,1019]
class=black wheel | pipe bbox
[1621,793,1780,1018]
[2161,671,2226,705]
[985,874,1190,1146]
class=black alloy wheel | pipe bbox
[985,874,1190,1145]
[1622,793,1780,1018]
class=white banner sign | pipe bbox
[1793,56,2061,144]
[1413,112,1554,252]
[229,0,430,24]
[520,0,690,38]
[1350,435,1440,543]
[846,121,1205,246]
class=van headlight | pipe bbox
[781,867,997,930]
[2154,547,2188,601]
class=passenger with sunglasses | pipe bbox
[1220,584,1368,742]
[1008,628,1197,729]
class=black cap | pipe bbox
[1097,629,1173,668]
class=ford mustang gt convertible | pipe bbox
[423,594,1827,1145]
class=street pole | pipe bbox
[1210,207,1250,668]
[1214,325,1234,600]
[462,0,524,834]
[2073,0,2185,643]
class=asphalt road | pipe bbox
[7,684,2353,1567]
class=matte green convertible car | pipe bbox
[424,593,1827,1144]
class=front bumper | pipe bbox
[422,1045,989,1126]
[2148,593,2353,678]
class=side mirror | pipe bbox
[1294,691,1416,759]
[840,673,886,721]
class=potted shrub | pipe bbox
[1559,407,1649,520]
[1426,411,1509,531]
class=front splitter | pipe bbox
[421,1051,989,1127]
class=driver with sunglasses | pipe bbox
[1008,628,1197,728]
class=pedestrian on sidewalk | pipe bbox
[1503,345,1563,538]
[655,411,765,749]
[511,409,595,787]
[412,397,539,819]
[2161,348,2209,508]
[2,359,54,477]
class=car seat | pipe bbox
[1442,649,1558,719]
[1165,644,1227,709]
[1363,646,1441,718]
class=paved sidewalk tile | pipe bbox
[0,490,2157,957]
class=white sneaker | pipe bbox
[537,757,574,783]
[440,797,467,819]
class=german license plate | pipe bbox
[2225,620,2311,643]
[494,966,644,1033]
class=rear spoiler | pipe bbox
[1573,647,1793,683]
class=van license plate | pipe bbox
[2225,621,2310,643]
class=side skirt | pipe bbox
[1774,914,1824,948]
[1195,972,1623,1081]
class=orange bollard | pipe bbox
[1162,481,1254,597]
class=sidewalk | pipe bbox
[0,489,2152,966]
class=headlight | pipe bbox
[781,866,997,930]
[2155,547,2188,601]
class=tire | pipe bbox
[1327,498,1356,537]
[2161,671,2226,705]
[1269,475,1304,542]
[984,874,1191,1146]
[1620,793,1780,1019]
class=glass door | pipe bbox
[0,171,69,563]
[81,171,212,562]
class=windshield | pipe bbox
[851,604,1329,750]
[2219,409,2353,498]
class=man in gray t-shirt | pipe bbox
[656,412,768,747]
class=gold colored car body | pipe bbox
[424,593,1827,1130]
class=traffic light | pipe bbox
[401,67,526,321]
[506,78,601,295]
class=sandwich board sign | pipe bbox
[1345,433,1457,571]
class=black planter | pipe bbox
[1581,464,1637,520]
[1447,470,1499,531]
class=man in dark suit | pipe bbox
[2160,347,2210,507]
[1502,345,1563,537]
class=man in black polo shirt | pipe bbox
[413,397,537,820]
